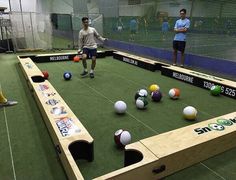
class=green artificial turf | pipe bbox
[36,57,236,179]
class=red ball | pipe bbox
[114,129,131,148]
[73,56,80,62]
[42,71,49,79]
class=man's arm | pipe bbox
[93,28,106,41]
[78,31,83,52]
[175,28,188,32]
[174,20,190,33]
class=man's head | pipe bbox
[82,17,89,28]
[180,9,186,19]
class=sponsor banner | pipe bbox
[50,55,70,61]
[113,53,156,71]
[161,68,236,99]
[55,117,81,137]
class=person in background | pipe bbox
[173,9,190,67]
[162,18,169,41]
[129,17,138,41]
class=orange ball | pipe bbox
[168,88,180,99]
[73,56,80,62]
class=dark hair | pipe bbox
[82,17,89,22]
[180,9,186,14]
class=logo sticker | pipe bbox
[55,117,81,137]
[24,62,33,69]
[38,84,49,91]
[42,92,56,98]
[216,119,233,126]
[194,117,236,135]
[208,123,225,131]
[51,106,67,116]
[46,99,59,106]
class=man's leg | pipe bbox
[173,49,177,65]
[0,91,7,103]
[90,56,96,78]
[180,41,186,67]
[89,49,97,78]
[173,41,177,65]
[80,52,88,77]
[180,52,185,67]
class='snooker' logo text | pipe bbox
[194,117,236,135]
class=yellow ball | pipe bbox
[183,106,197,120]
[149,84,160,93]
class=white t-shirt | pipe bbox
[79,27,105,49]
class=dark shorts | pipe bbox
[130,30,137,34]
[83,48,97,58]
[173,40,186,52]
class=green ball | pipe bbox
[210,85,221,96]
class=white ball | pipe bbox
[114,101,127,114]
[135,97,148,109]
[183,106,197,120]
[139,89,148,97]
[120,131,131,146]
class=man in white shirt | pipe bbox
[173,9,190,67]
[78,17,106,78]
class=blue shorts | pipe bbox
[83,48,97,58]
[173,40,186,52]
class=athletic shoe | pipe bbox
[80,71,88,77]
[0,100,18,108]
[89,73,94,78]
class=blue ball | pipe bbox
[63,72,72,80]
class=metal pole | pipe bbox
[8,0,12,12]
[190,0,194,22]
[19,0,26,48]
[29,12,36,49]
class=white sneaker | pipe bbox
[0,100,18,108]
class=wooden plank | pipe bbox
[161,66,236,99]
[94,112,236,179]
[18,57,43,76]
[18,57,94,180]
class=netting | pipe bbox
[10,12,52,50]
[6,0,236,60]
[102,0,236,61]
